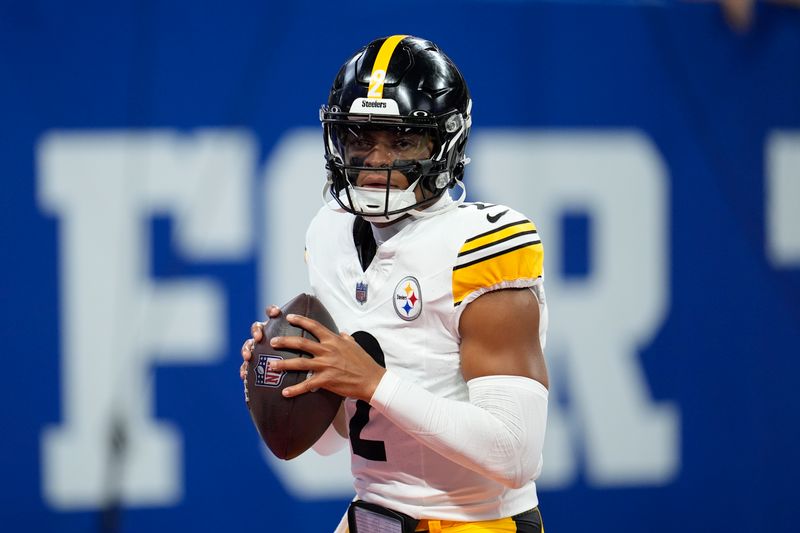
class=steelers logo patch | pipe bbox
[393,276,422,321]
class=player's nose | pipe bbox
[363,144,394,167]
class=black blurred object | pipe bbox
[246,293,343,460]
[98,415,126,533]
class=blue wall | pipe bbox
[2,1,799,532]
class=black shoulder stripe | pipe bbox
[463,219,531,244]
[457,229,539,258]
[452,240,540,271]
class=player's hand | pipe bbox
[267,314,386,402]
[239,305,281,381]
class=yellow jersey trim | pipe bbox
[459,220,537,256]
[452,218,543,306]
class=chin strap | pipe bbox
[321,178,467,222]
[322,180,346,212]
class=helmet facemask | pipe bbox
[321,109,469,222]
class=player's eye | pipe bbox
[348,137,374,151]
[393,136,427,153]
[394,138,415,150]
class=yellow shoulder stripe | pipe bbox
[458,220,537,256]
[452,241,543,306]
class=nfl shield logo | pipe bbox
[255,354,285,388]
[355,281,368,304]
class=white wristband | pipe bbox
[370,370,548,488]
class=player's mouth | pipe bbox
[359,174,400,189]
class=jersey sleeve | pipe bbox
[451,216,544,307]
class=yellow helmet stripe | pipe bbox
[368,34,408,99]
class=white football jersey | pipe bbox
[305,201,547,521]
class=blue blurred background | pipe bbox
[2,0,800,531]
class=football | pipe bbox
[245,293,343,460]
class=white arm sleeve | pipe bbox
[370,371,548,489]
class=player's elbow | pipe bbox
[484,437,542,489]
[498,459,541,489]
[471,462,530,489]
[504,466,535,489]
[503,476,530,490]
[469,377,548,489]
[487,469,527,489]
[516,455,546,488]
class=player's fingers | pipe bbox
[267,352,318,372]
[281,375,320,398]
[239,361,248,380]
[285,313,336,340]
[305,370,320,393]
[270,332,330,356]
[241,339,254,361]
[251,321,264,342]
[266,305,280,318]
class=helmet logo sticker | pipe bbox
[350,97,400,115]
[393,276,422,321]
[368,69,386,98]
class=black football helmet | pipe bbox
[320,35,472,221]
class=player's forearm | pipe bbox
[370,371,548,489]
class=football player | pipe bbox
[241,35,549,533]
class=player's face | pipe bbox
[342,127,433,198]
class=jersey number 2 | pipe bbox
[349,331,388,461]
[349,401,386,461]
